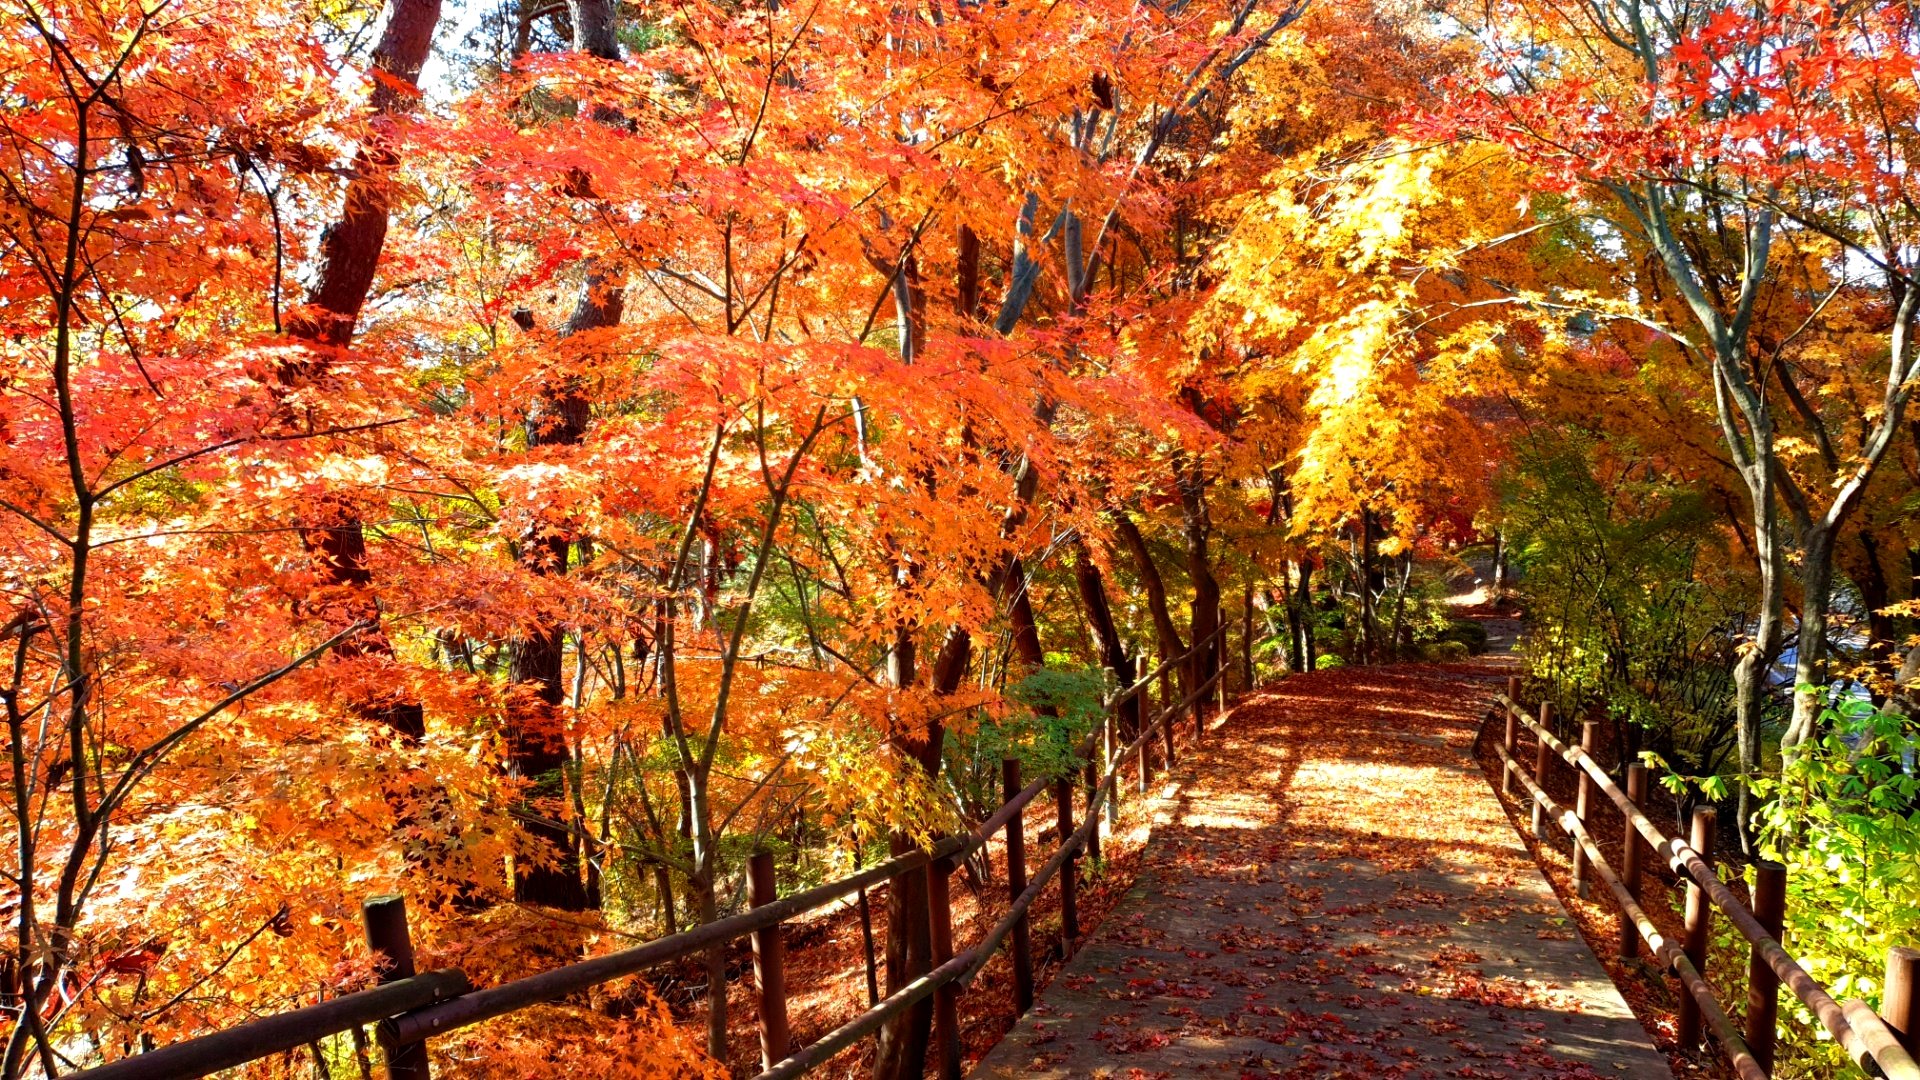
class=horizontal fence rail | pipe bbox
[1486,683,1920,1080]
[72,621,1237,1080]
[68,971,470,1080]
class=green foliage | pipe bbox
[1640,751,1731,802]
[1436,618,1489,655]
[1750,700,1920,1072]
[1504,429,1749,774]
[943,667,1108,824]
[1315,653,1346,670]
[999,667,1109,776]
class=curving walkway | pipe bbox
[973,655,1670,1079]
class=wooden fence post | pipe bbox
[1190,660,1206,744]
[1004,758,1034,1014]
[1215,609,1228,717]
[1243,585,1255,691]
[1621,763,1647,959]
[363,895,431,1080]
[1884,946,1920,1057]
[927,856,962,1080]
[1573,721,1596,898]
[855,878,879,1007]
[1164,693,1178,767]
[1502,678,1520,797]
[1531,702,1553,838]
[1056,774,1079,953]
[747,851,790,1069]
[1083,751,1101,863]
[1748,861,1786,1073]
[1137,730,1151,792]
[1105,710,1122,821]
[1679,806,1717,1050]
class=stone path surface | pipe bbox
[973,657,1671,1079]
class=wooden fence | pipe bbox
[69,626,1234,1080]
[1487,680,1920,1080]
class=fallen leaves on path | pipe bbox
[974,656,1673,1080]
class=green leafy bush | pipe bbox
[1436,618,1489,655]
[1502,429,1752,766]
[1752,700,1920,1073]
[943,667,1107,823]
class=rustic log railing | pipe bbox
[1487,680,1920,1080]
[71,625,1233,1080]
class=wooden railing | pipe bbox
[70,626,1234,1080]
[1486,681,1920,1080]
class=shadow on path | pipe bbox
[971,655,1670,1080]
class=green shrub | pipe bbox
[1421,640,1471,663]
[1437,619,1489,655]
[1752,700,1920,1073]
[1502,429,1750,772]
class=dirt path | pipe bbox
[972,656,1671,1079]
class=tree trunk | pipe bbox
[871,624,965,1080]
[1784,526,1836,756]
[1388,550,1413,659]
[692,775,723,1060]
[1732,496,1786,853]
[1176,462,1219,692]
[873,208,969,1080]
[1073,544,1141,735]
[504,275,612,911]
[1861,531,1896,689]
[1112,510,1189,690]
[1242,584,1255,689]
[873,832,935,1078]
[1288,559,1315,673]
[281,0,443,742]
[1007,557,1046,669]
[1356,512,1382,664]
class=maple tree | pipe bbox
[1429,0,1920,836]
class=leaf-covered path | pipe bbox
[973,656,1672,1079]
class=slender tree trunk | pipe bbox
[1732,491,1786,853]
[1784,527,1836,754]
[1289,559,1316,672]
[505,276,613,911]
[1861,531,1895,689]
[690,790,724,1059]
[502,0,624,910]
[1276,579,1301,675]
[872,624,965,1080]
[1112,512,1187,681]
[1177,463,1221,694]
[507,574,589,906]
[1388,550,1413,659]
[1007,557,1046,669]
[873,238,959,1080]
[1356,512,1382,664]
[1074,545,1141,734]
[1242,584,1255,689]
